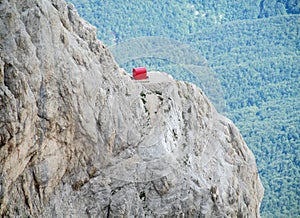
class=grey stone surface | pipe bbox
[0,0,263,217]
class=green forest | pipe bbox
[67,0,299,217]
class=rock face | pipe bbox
[0,0,263,217]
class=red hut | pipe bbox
[132,67,148,80]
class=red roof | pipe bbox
[132,67,148,80]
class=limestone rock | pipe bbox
[0,0,263,217]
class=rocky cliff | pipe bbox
[0,0,263,217]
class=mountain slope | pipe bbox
[65,0,299,216]
[0,0,264,217]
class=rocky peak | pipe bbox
[0,0,263,217]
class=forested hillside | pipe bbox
[67,0,299,217]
